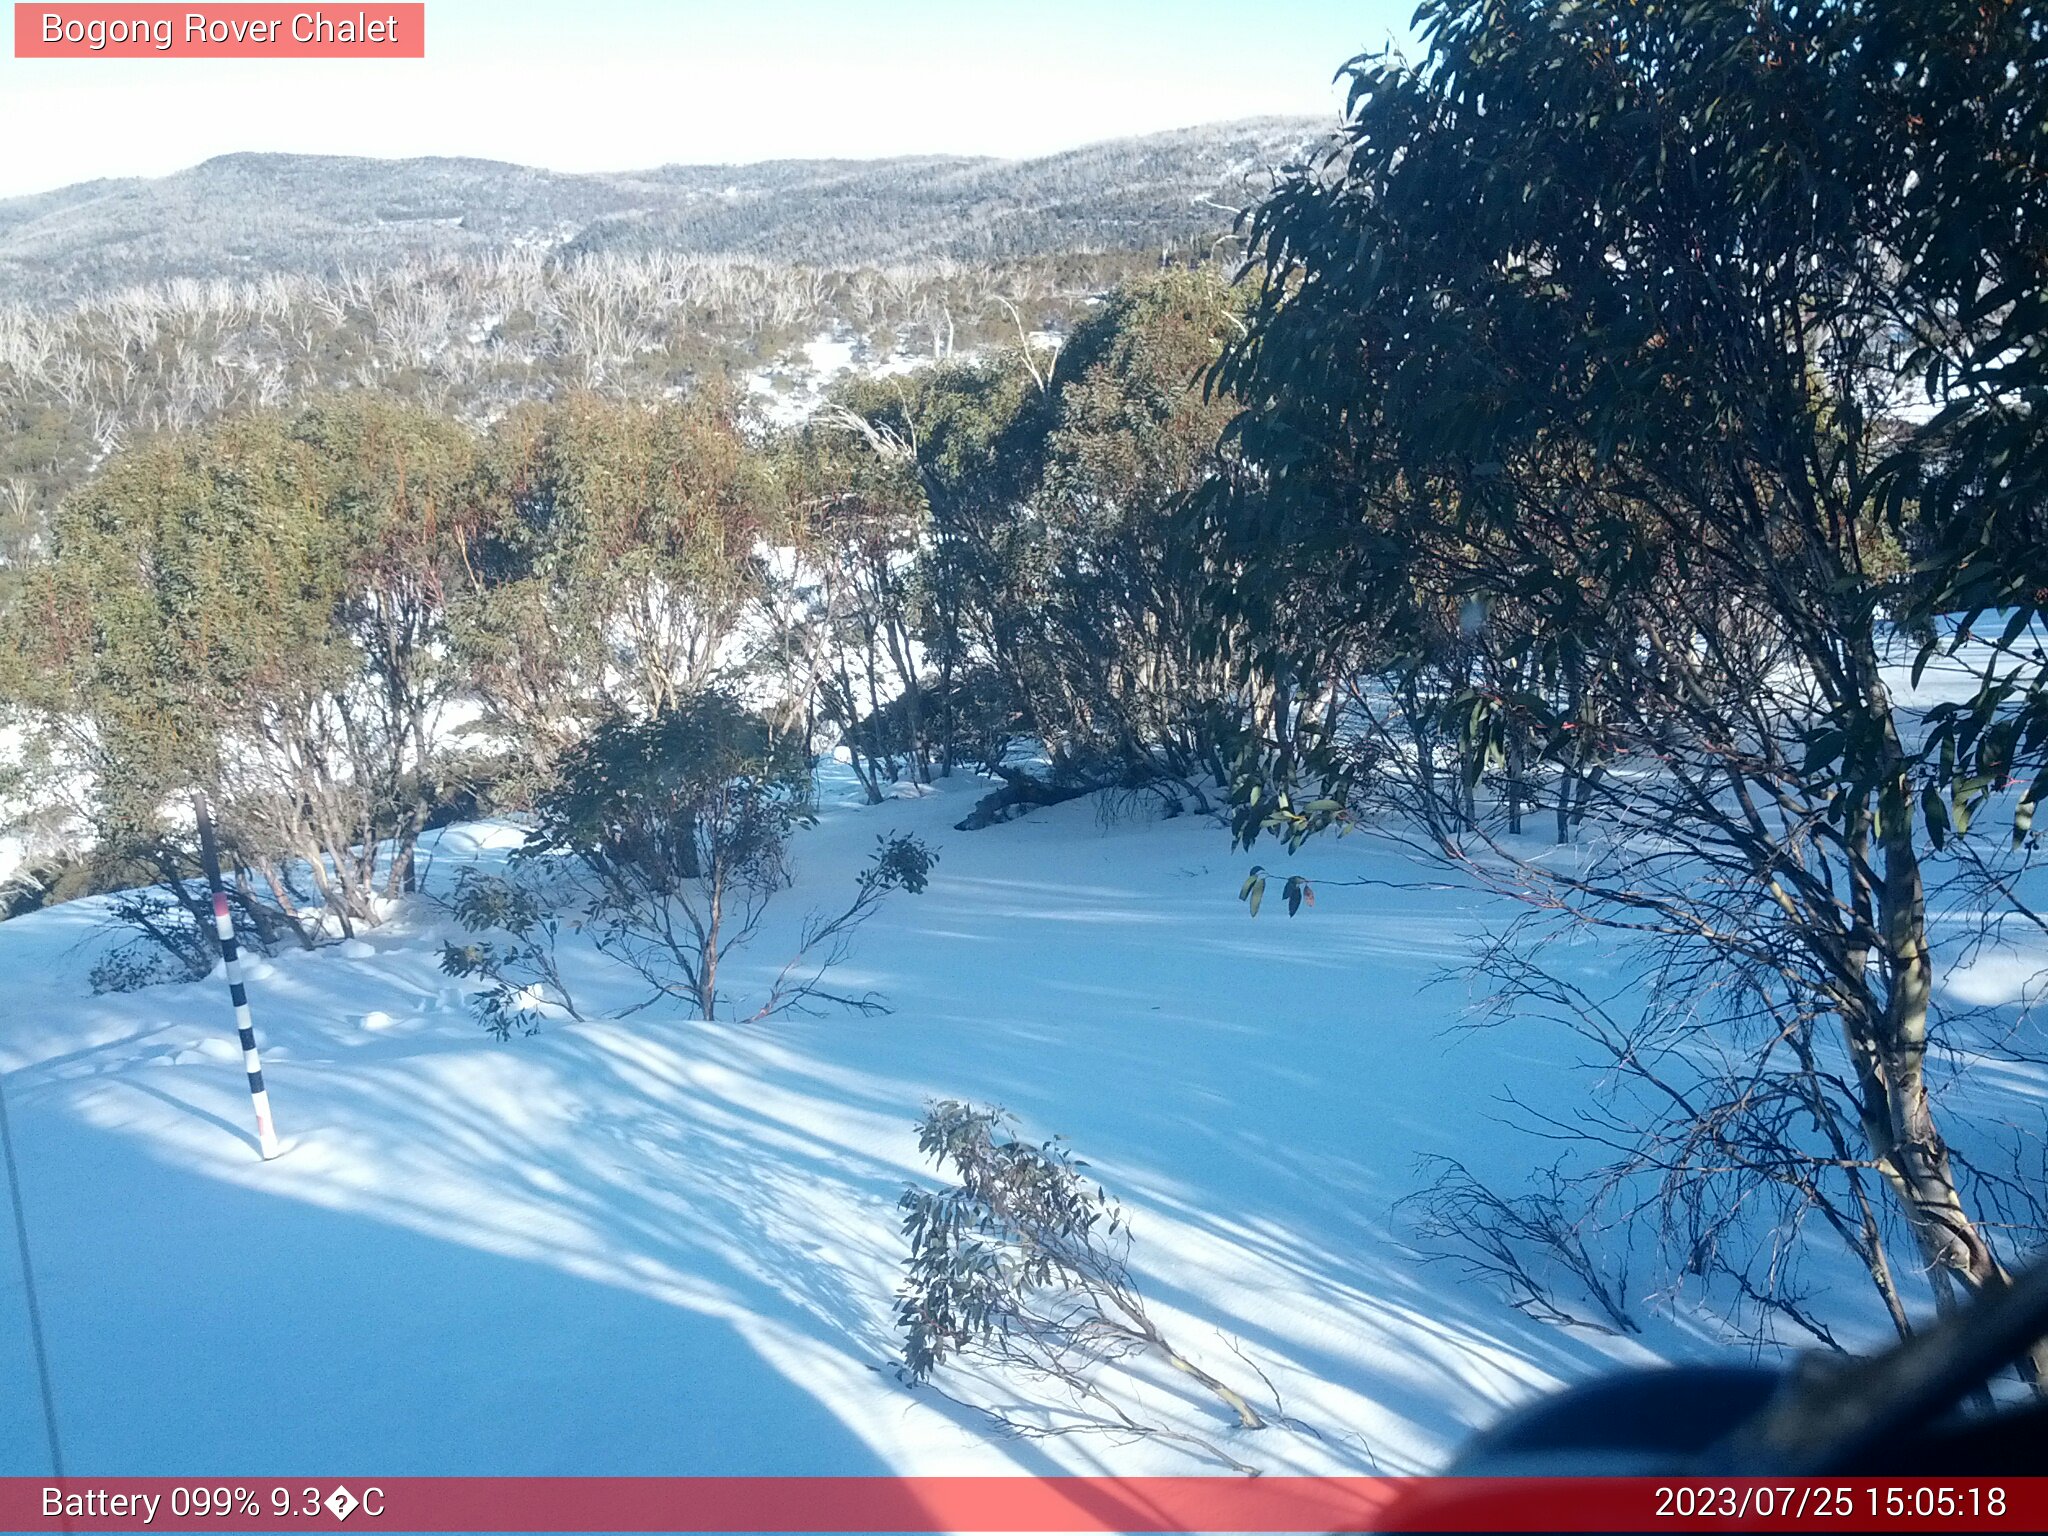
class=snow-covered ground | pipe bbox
[0,762,2037,1477]
[746,333,906,428]
[744,327,1061,428]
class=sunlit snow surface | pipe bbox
[0,751,2040,1475]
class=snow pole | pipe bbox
[193,793,282,1160]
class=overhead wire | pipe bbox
[0,1063,65,1479]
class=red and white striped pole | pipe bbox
[193,793,282,1160]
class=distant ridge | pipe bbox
[0,118,1330,304]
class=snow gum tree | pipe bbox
[2,398,474,945]
[802,271,1312,810]
[819,360,1046,780]
[448,391,781,787]
[1017,272,1259,784]
[1207,0,2048,1378]
[777,405,936,801]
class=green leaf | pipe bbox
[1240,869,1266,918]
[1802,727,1847,778]
[1922,784,1950,850]
[1998,606,2035,652]
[2021,765,2048,812]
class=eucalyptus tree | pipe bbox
[449,390,781,785]
[809,273,1274,797]
[1028,270,1264,787]
[5,398,475,941]
[1210,0,2048,1370]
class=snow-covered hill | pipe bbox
[0,120,1326,305]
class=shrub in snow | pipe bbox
[438,865,583,1040]
[524,691,934,1023]
[1401,1155,1637,1338]
[88,889,215,993]
[897,1100,1271,1474]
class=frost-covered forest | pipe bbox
[0,116,1327,579]
[0,249,1178,582]
[2,0,2047,1482]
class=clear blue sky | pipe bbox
[0,1,1419,197]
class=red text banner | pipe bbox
[14,5,425,58]
[1,1477,2045,1532]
